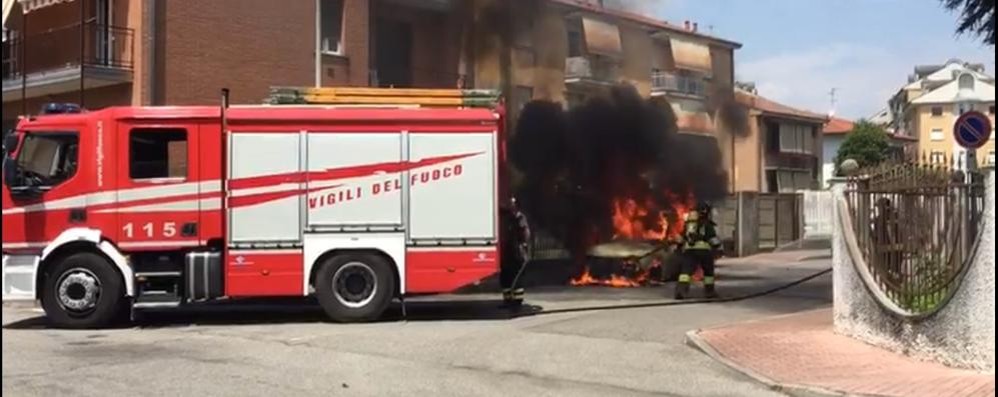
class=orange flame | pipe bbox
[571,193,695,288]
[570,267,642,288]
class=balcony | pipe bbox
[564,56,619,88]
[651,71,706,98]
[2,22,134,103]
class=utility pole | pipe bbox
[828,88,838,117]
[79,0,85,107]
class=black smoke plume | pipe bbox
[510,84,730,257]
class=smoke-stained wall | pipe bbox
[527,3,569,103]
[619,25,653,97]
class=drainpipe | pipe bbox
[143,0,157,106]
[499,1,513,124]
[79,0,85,107]
[20,11,27,116]
[314,0,321,88]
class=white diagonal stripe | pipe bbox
[3,180,224,216]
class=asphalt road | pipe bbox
[2,258,832,397]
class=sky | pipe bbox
[642,0,996,120]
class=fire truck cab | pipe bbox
[2,102,504,328]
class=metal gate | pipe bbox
[801,190,834,238]
[758,193,801,250]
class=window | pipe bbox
[320,0,344,55]
[567,29,584,58]
[130,129,188,180]
[676,71,707,97]
[931,106,943,117]
[929,151,946,165]
[778,123,814,154]
[768,169,812,193]
[793,172,813,191]
[766,122,781,153]
[958,74,975,90]
[802,126,814,154]
[930,128,944,141]
[513,86,533,111]
[777,171,794,193]
[988,151,995,165]
[957,102,974,115]
[989,105,995,115]
[15,132,79,187]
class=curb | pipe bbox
[799,254,833,262]
[684,329,853,397]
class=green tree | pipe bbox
[835,121,892,175]
[942,0,995,45]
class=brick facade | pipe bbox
[321,0,369,87]
[161,0,316,105]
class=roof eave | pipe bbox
[758,110,828,124]
[548,0,742,49]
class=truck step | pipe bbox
[133,301,181,309]
[135,271,182,278]
[134,290,181,305]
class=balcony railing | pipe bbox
[2,22,134,81]
[565,56,619,83]
[652,71,706,97]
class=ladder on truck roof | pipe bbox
[265,86,502,108]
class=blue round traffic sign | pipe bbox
[954,111,992,149]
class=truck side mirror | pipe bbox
[3,133,18,157]
[4,156,20,189]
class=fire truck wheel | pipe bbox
[315,253,396,323]
[40,252,125,329]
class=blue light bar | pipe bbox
[40,103,84,115]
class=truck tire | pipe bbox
[314,253,395,323]
[40,252,125,329]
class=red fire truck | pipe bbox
[2,94,507,328]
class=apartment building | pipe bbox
[888,59,996,167]
[3,0,742,171]
[734,89,827,193]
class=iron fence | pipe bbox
[846,162,984,315]
[2,22,134,81]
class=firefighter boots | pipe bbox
[502,288,525,308]
[704,284,719,300]
[674,283,690,300]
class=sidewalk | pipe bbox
[687,309,994,397]
[719,249,832,267]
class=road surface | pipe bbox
[3,257,831,397]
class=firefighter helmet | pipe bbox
[696,202,712,217]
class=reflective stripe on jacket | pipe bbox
[683,214,719,251]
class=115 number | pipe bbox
[122,222,178,239]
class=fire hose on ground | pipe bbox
[501,239,833,318]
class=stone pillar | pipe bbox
[736,192,759,257]
[828,177,852,330]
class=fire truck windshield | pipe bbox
[6,132,79,190]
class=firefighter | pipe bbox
[675,202,723,300]
[499,197,531,307]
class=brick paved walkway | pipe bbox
[690,309,994,397]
